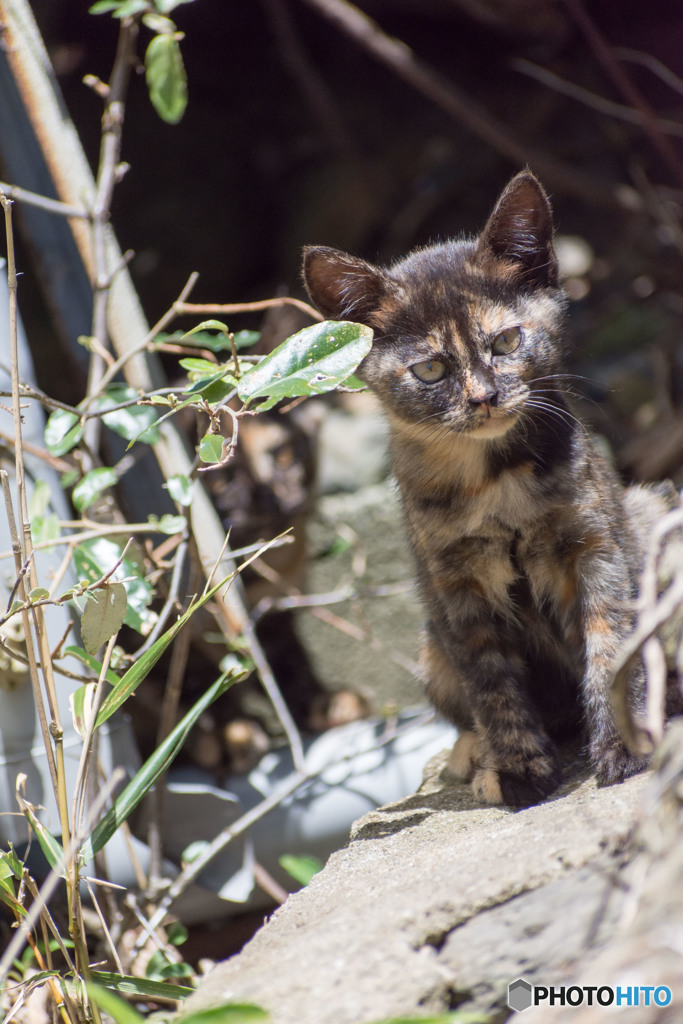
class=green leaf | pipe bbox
[145,32,188,124]
[89,1,126,13]
[154,0,197,15]
[157,328,233,353]
[1,846,24,880]
[145,950,193,981]
[72,467,118,513]
[165,474,193,506]
[91,386,160,445]
[179,357,222,378]
[44,409,83,456]
[28,587,50,603]
[86,985,144,1024]
[340,373,367,391]
[65,646,121,687]
[70,682,97,738]
[183,319,229,337]
[28,480,52,519]
[279,854,323,886]
[184,375,237,401]
[198,433,225,464]
[149,513,187,534]
[73,538,154,636]
[177,1007,270,1024]
[17,805,64,874]
[89,972,194,1001]
[81,665,244,860]
[142,12,175,34]
[89,0,148,16]
[237,321,373,411]
[80,582,127,656]
[31,513,61,545]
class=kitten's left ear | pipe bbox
[477,171,558,288]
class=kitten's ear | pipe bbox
[303,246,389,322]
[477,172,558,288]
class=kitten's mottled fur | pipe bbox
[303,171,673,807]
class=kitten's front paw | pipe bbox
[594,743,650,787]
[471,768,503,804]
[496,754,561,808]
[471,753,561,807]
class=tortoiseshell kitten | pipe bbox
[303,171,674,807]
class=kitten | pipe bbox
[302,170,673,807]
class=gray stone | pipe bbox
[183,747,654,1024]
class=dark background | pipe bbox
[16,0,683,482]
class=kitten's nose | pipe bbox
[469,389,499,410]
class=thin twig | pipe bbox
[614,48,683,99]
[562,0,683,187]
[513,58,683,138]
[0,180,89,219]
[176,295,325,322]
[298,0,620,207]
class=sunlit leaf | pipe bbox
[237,321,373,411]
[145,32,188,124]
[179,357,222,378]
[150,513,187,534]
[155,0,198,14]
[165,474,193,506]
[65,645,121,687]
[279,854,323,887]
[15,801,64,875]
[198,433,224,464]
[28,587,50,602]
[89,972,194,1002]
[89,0,148,16]
[183,319,229,337]
[91,385,159,444]
[73,538,154,636]
[72,467,118,513]
[31,513,61,545]
[70,682,98,739]
[86,985,144,1024]
[28,480,51,518]
[44,409,83,456]
[80,582,127,655]
[177,1006,270,1024]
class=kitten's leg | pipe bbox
[421,621,561,806]
[573,549,649,785]
[419,628,478,780]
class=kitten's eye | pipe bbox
[492,326,522,356]
[411,360,448,383]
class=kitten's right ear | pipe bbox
[303,246,388,322]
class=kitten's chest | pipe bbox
[394,429,544,543]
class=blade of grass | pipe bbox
[80,665,244,861]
